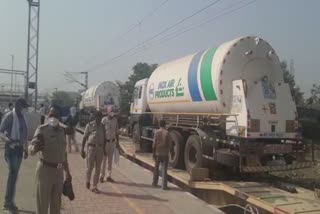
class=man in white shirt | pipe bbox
[4,103,13,114]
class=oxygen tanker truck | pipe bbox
[129,36,313,173]
[79,81,120,126]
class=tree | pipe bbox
[50,91,74,107]
[306,84,320,108]
[281,61,304,105]
[118,63,158,116]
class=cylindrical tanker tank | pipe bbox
[146,36,283,114]
[81,81,120,111]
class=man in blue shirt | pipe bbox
[0,98,29,212]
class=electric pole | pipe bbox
[290,59,295,75]
[25,0,40,110]
[10,55,14,102]
[64,71,88,90]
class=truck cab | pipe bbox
[130,78,149,115]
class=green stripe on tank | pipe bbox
[200,48,217,101]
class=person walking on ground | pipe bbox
[29,106,72,214]
[4,103,14,114]
[81,111,105,193]
[39,103,46,125]
[100,106,119,183]
[152,120,172,190]
[0,98,29,212]
[65,107,79,153]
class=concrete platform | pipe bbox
[0,135,223,214]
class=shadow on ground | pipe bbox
[115,181,183,192]
[100,191,168,202]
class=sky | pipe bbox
[0,0,319,96]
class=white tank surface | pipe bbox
[82,81,120,110]
[146,36,283,113]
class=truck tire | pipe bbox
[132,123,141,145]
[184,135,206,172]
[169,130,185,169]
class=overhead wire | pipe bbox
[149,0,257,49]
[118,0,170,40]
[84,0,256,72]
[71,0,170,72]
[84,0,222,73]
[120,0,256,59]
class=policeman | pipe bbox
[100,106,119,183]
[81,111,105,193]
[29,106,72,214]
[65,106,79,153]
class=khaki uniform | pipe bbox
[83,121,105,188]
[100,116,118,178]
[29,124,68,214]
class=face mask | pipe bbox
[70,107,76,117]
[48,117,59,127]
[109,112,114,117]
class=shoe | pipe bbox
[100,177,105,183]
[106,177,115,182]
[152,182,158,187]
[162,187,169,190]
[3,204,18,212]
[86,182,90,189]
[92,188,100,194]
[11,204,18,211]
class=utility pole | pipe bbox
[81,71,88,89]
[64,71,88,90]
[10,55,14,102]
[289,59,295,75]
[25,0,40,110]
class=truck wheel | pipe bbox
[169,130,185,169]
[132,124,141,145]
[184,135,205,172]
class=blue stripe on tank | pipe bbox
[188,51,204,101]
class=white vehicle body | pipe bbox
[129,36,312,173]
[132,36,297,139]
[81,81,120,111]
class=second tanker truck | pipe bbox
[129,36,313,173]
[79,81,120,126]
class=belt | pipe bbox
[88,144,103,147]
[106,139,115,143]
[40,159,63,169]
